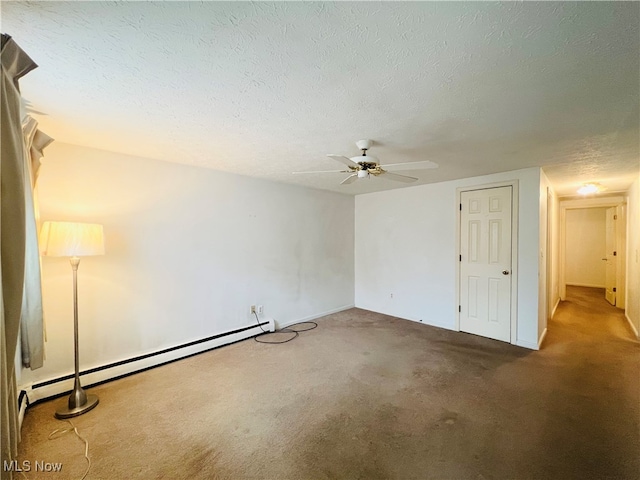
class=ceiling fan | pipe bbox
[293,140,438,185]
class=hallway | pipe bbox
[551,285,637,342]
[538,285,640,478]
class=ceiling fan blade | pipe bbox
[380,171,418,183]
[378,160,438,171]
[340,174,358,185]
[327,155,360,169]
[292,169,350,174]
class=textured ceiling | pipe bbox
[3,1,639,196]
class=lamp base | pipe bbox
[55,394,99,419]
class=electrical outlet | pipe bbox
[390,293,394,299]
[250,305,256,314]
[258,305,264,314]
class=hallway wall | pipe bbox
[539,170,559,342]
[626,174,640,336]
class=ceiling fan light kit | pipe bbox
[292,139,439,186]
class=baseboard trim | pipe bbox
[405,316,455,331]
[625,313,639,338]
[565,282,605,289]
[22,319,275,405]
[277,304,355,329]
[353,305,455,331]
[515,339,539,350]
[538,328,548,349]
[551,298,561,319]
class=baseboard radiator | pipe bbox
[20,318,275,408]
[18,390,29,430]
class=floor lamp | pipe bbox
[40,221,105,419]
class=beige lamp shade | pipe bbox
[40,221,105,257]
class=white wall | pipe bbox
[539,170,559,344]
[355,167,541,350]
[626,174,640,337]
[23,142,354,389]
[549,180,560,317]
[565,208,607,288]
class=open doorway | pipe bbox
[559,196,627,309]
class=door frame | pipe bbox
[558,195,626,301]
[546,187,554,322]
[617,204,627,309]
[455,180,519,345]
[605,206,617,305]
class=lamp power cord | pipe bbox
[19,419,91,480]
[252,311,317,344]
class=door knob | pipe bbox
[502,270,510,275]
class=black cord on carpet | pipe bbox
[253,311,317,344]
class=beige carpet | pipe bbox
[17,286,640,479]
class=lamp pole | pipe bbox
[55,256,99,418]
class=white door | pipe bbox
[460,186,512,342]
[605,207,617,305]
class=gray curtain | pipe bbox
[1,34,38,480]
[20,116,51,369]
